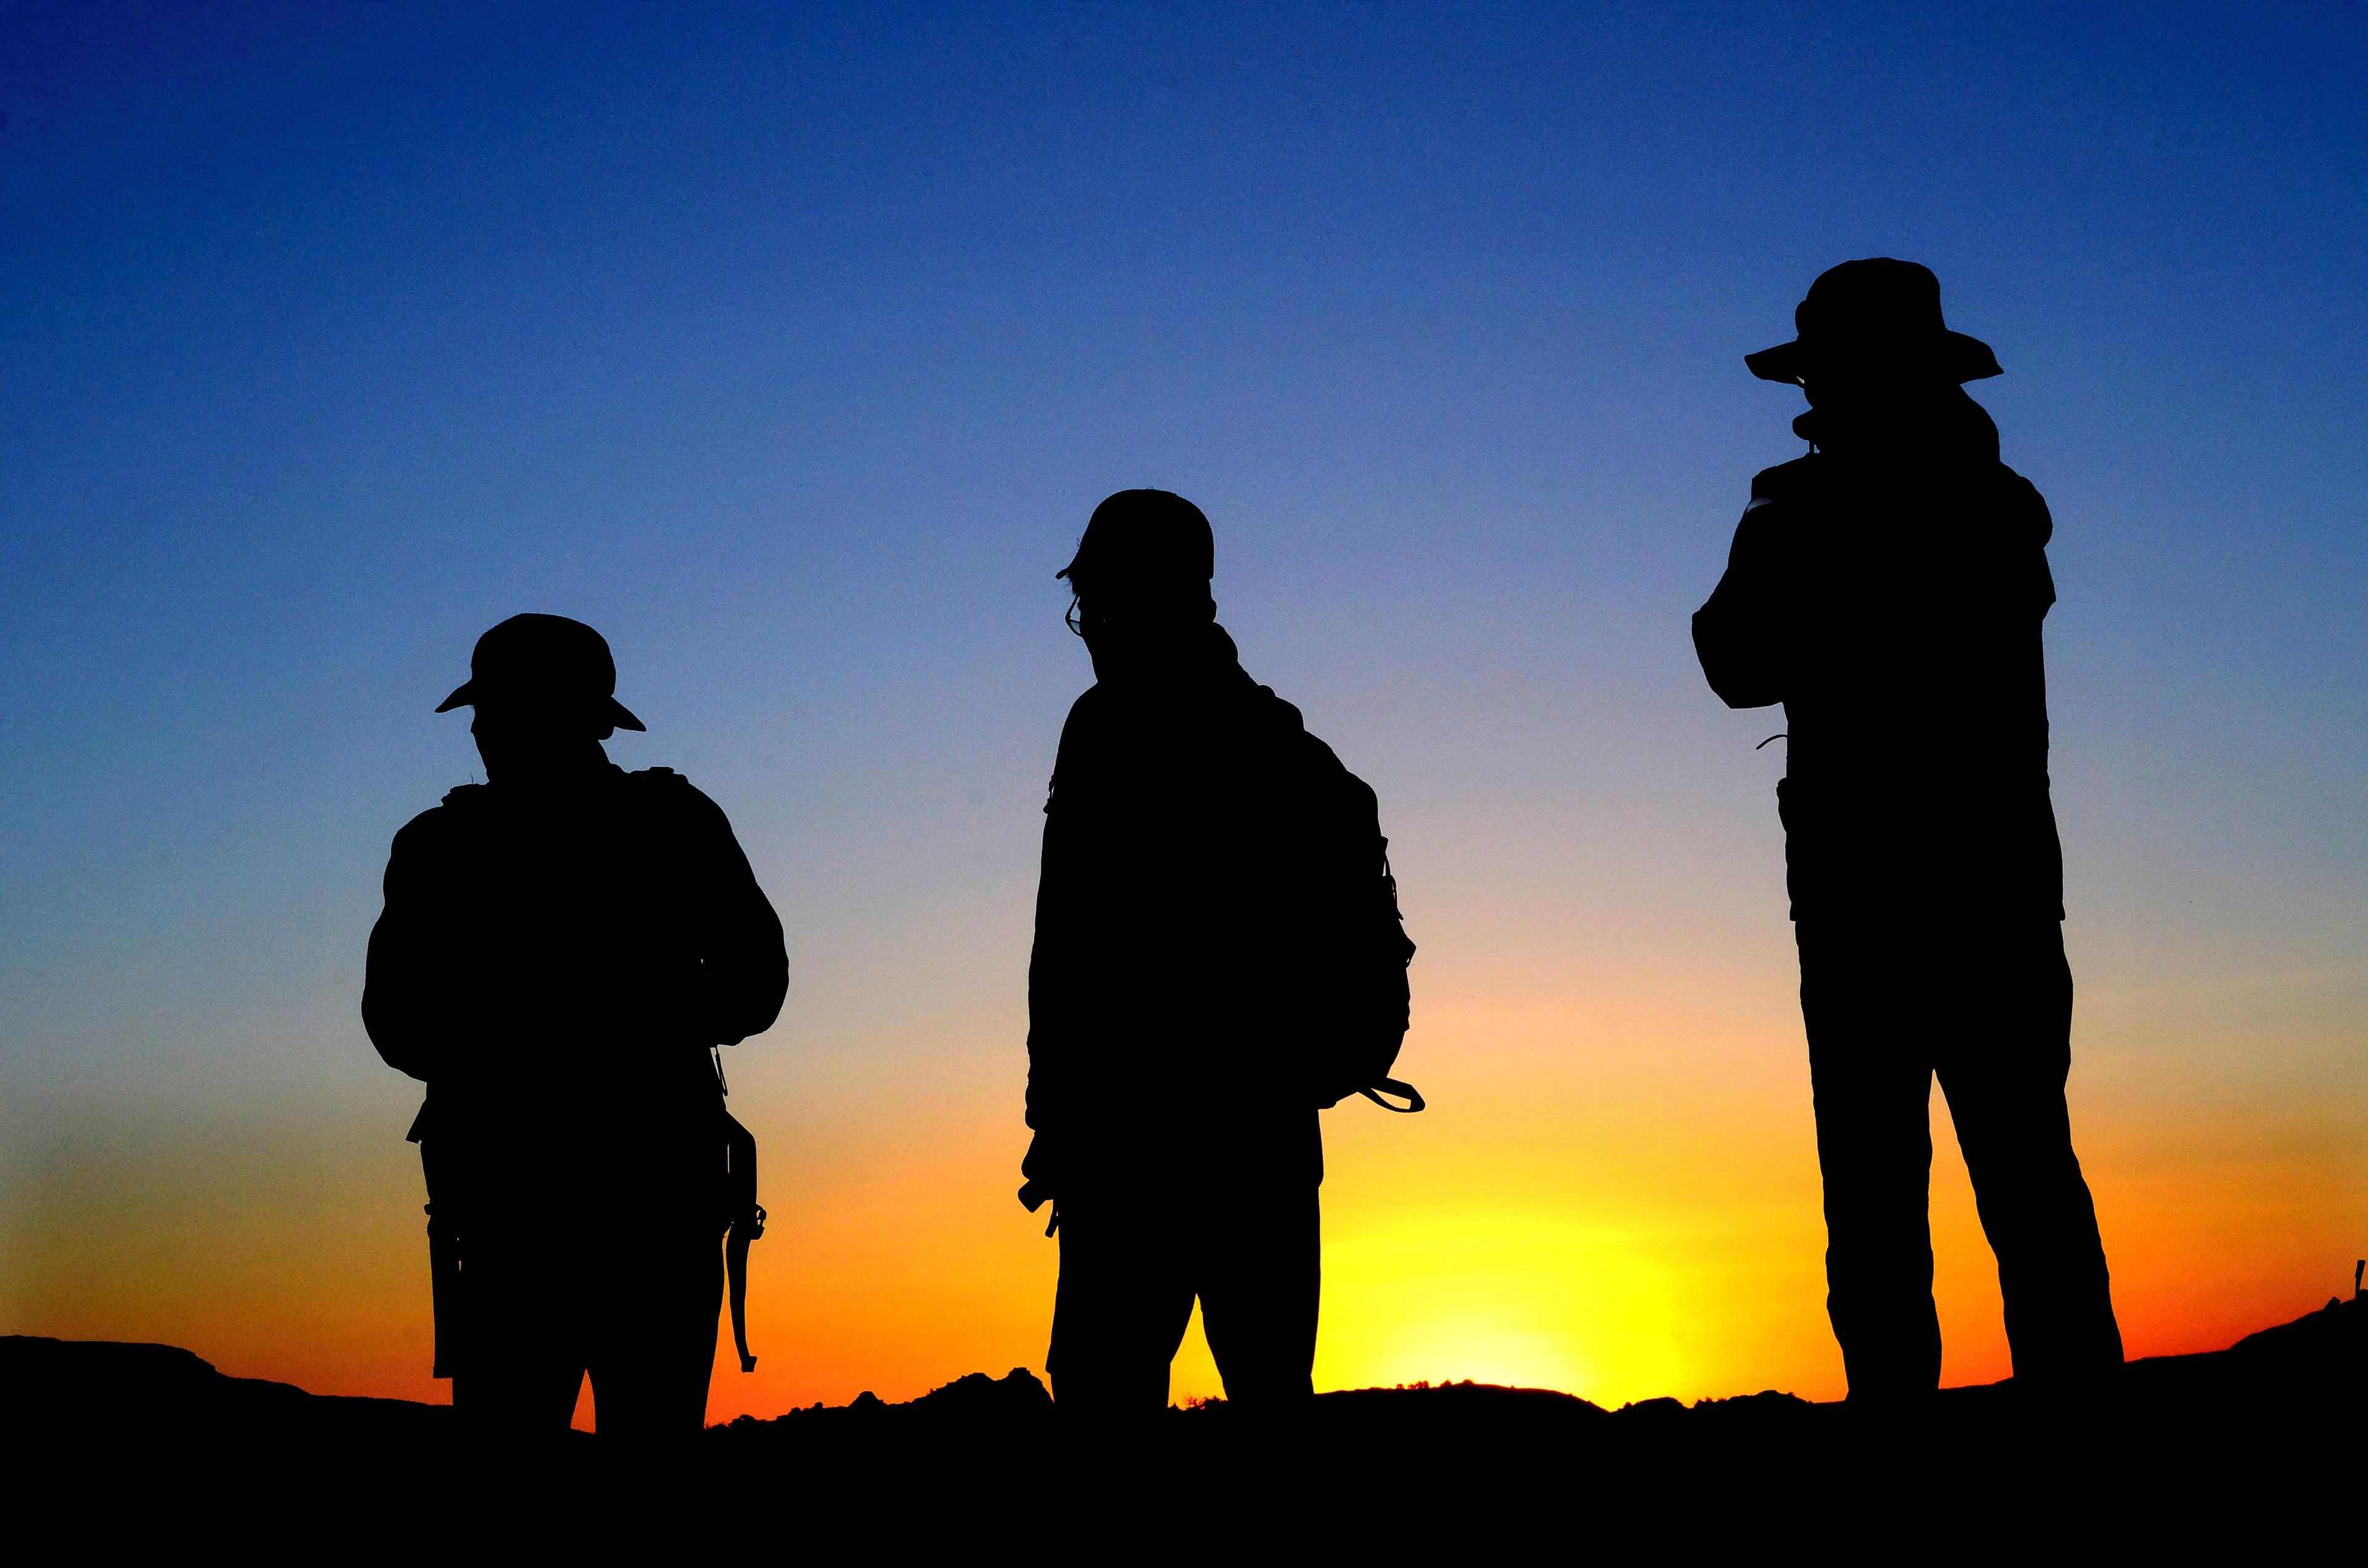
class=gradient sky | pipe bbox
[3,2,2362,1422]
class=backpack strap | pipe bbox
[1358,1077,1425,1114]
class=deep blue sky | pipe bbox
[3,2,2361,1231]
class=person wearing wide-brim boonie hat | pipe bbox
[1743,257,2002,388]
[366,609,787,1439]
[435,612,646,736]
[1692,259,2125,1405]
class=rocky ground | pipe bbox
[12,1291,2357,1541]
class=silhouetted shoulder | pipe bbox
[1693,466,1810,710]
[625,763,718,811]
[1749,453,1822,507]
[1999,464,2054,547]
[364,789,496,1080]
[1251,688,1382,834]
[1264,691,1348,778]
[384,785,487,868]
[1057,686,1109,737]
[622,767,754,858]
[1296,726,1356,782]
[1044,687,1111,809]
[1254,684,1306,733]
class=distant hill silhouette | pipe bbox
[11,1292,2356,1535]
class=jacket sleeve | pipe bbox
[1692,488,1792,710]
[683,786,789,1048]
[1023,694,1096,1145]
[360,813,453,1083]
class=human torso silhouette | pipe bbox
[366,763,784,1210]
[1027,622,1383,1192]
[1695,392,2065,921]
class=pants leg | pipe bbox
[1936,924,2122,1384]
[451,1230,590,1437]
[1048,1190,1198,1414]
[1798,923,1943,1399]
[583,1218,724,1440]
[451,1358,584,1435]
[1196,1184,1320,1406]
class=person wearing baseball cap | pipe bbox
[1023,490,1421,1418]
[364,613,787,1440]
[1693,261,2123,1402]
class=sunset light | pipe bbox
[2,4,2360,1447]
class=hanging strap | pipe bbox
[722,1111,764,1373]
[726,1205,765,1374]
[1358,1077,1425,1114]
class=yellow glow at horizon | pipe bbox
[6,953,2359,1426]
[1317,1207,1681,1402]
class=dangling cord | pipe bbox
[712,1046,730,1096]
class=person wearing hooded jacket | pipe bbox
[1022,489,1413,1414]
[1693,261,2123,1401]
[363,613,787,1439]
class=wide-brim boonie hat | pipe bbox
[436,612,646,732]
[1747,257,2002,385]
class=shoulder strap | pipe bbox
[1358,1077,1425,1114]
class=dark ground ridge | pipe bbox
[12,1287,2356,1434]
[10,1290,2357,1532]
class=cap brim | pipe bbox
[1746,332,2002,385]
[1745,342,1804,384]
[434,681,644,731]
[1942,330,2003,381]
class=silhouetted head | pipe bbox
[1748,259,2000,408]
[1056,490,1218,682]
[437,613,643,782]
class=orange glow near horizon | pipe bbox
[4,0,2366,1451]
[9,966,2358,1427]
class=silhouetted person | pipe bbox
[1023,490,1416,1415]
[363,614,786,1439]
[1694,261,2123,1400]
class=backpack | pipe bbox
[1304,755,1423,1114]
